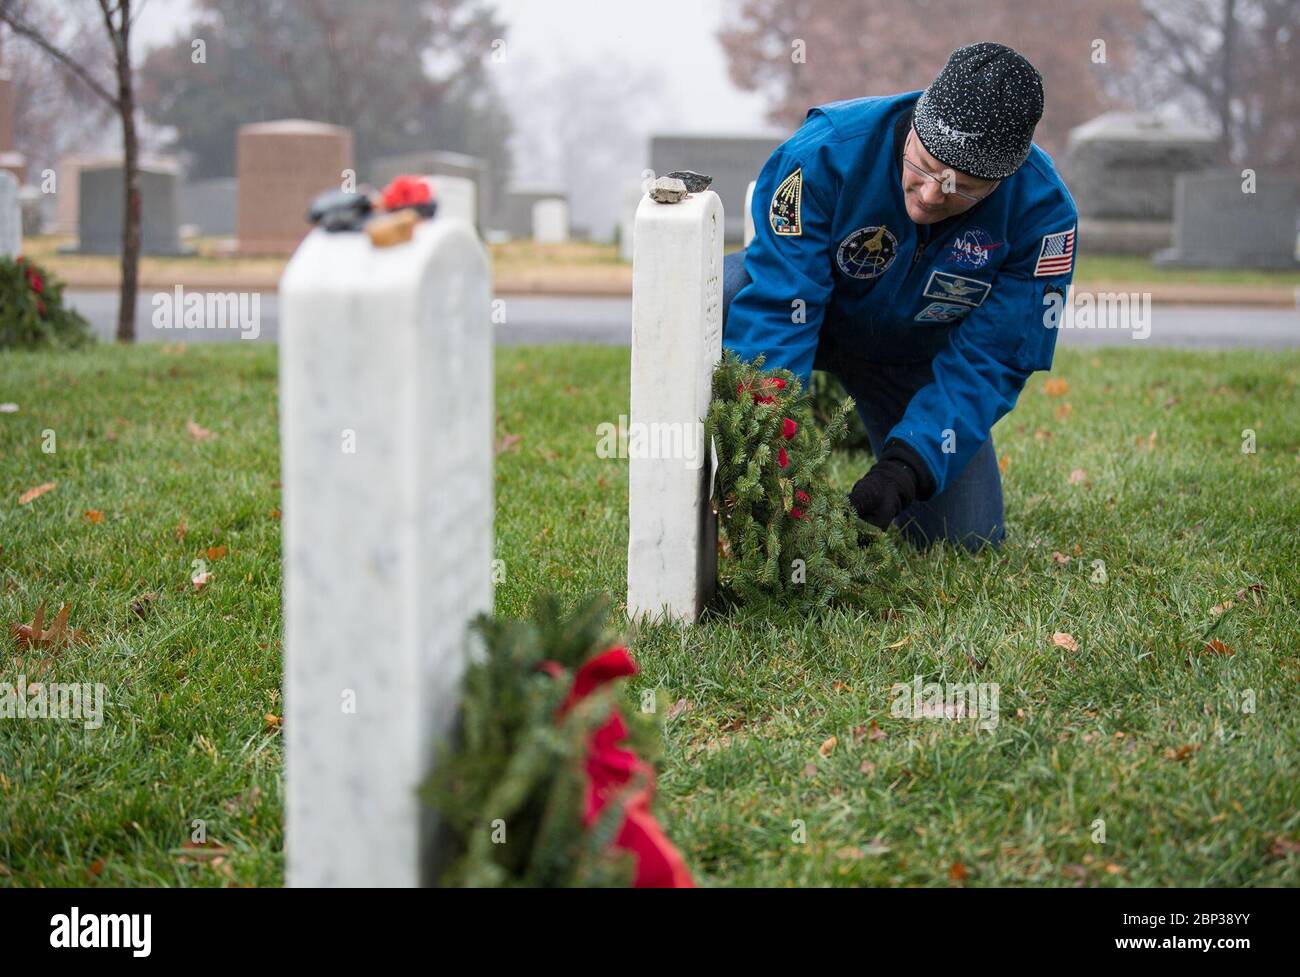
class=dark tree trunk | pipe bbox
[1219,0,1237,163]
[114,1,138,343]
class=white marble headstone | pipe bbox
[0,171,21,259]
[427,175,477,228]
[279,216,493,886]
[627,190,723,623]
[619,180,644,263]
[532,197,569,243]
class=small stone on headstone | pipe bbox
[665,170,713,193]
[308,189,372,232]
[650,177,688,204]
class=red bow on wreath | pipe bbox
[543,647,694,888]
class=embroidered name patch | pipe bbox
[769,168,803,236]
[914,301,970,323]
[922,270,991,307]
[1033,226,1076,277]
[836,225,898,279]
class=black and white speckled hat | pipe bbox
[913,42,1044,181]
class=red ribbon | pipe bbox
[543,646,695,887]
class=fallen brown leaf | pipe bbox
[264,713,282,732]
[130,593,158,620]
[83,509,104,524]
[859,759,876,776]
[1203,639,1235,656]
[1270,836,1300,858]
[1043,377,1069,397]
[12,601,87,651]
[222,786,264,817]
[18,482,57,505]
[1051,631,1079,652]
[177,840,230,864]
[1164,744,1199,762]
[186,419,215,441]
[1055,402,1073,420]
[948,861,969,881]
[174,520,188,541]
[801,761,817,778]
[1068,468,1088,486]
[666,698,692,721]
[206,546,227,561]
[495,432,522,454]
[818,736,837,758]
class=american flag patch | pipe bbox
[1033,226,1075,277]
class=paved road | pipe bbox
[69,289,1299,349]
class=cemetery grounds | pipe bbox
[1,339,1298,887]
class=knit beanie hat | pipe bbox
[913,42,1044,181]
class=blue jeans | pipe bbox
[723,248,1005,552]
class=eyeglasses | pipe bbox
[902,134,997,204]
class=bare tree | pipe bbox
[1134,0,1300,175]
[3,9,115,192]
[2,0,143,342]
[718,0,1146,157]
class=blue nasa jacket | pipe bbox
[725,91,1078,498]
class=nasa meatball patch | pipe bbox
[769,168,803,236]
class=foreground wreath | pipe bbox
[424,595,692,888]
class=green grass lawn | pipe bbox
[2,341,1298,886]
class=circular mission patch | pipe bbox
[836,225,898,279]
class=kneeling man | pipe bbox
[724,42,1078,551]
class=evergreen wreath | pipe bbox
[423,594,692,888]
[706,351,882,611]
[0,256,92,350]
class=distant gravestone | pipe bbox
[491,187,566,240]
[238,120,353,255]
[532,197,569,243]
[618,180,642,262]
[650,134,782,243]
[428,175,476,226]
[180,177,238,237]
[0,171,20,258]
[0,70,25,184]
[1156,170,1300,270]
[1065,111,1218,255]
[627,190,723,623]
[280,214,493,886]
[74,162,188,255]
[369,150,489,229]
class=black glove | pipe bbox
[848,441,936,531]
[849,459,918,530]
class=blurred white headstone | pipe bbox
[279,216,493,886]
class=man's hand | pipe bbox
[849,458,921,531]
